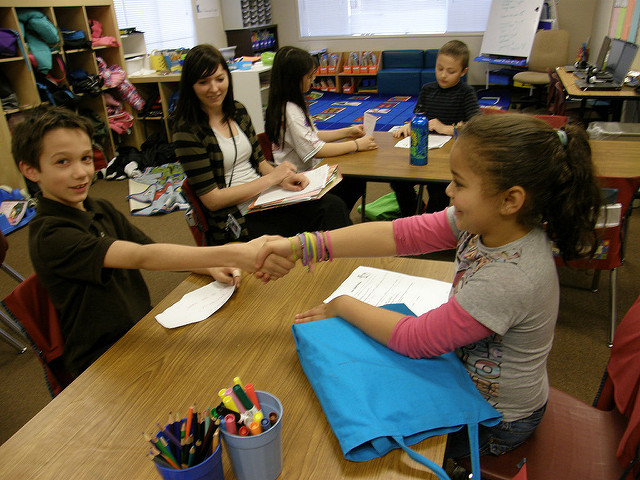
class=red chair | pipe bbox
[257,132,274,163]
[1,274,74,397]
[558,176,640,345]
[458,292,640,480]
[0,230,27,353]
[181,178,210,247]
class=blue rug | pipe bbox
[306,90,417,132]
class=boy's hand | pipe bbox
[428,118,449,134]
[246,236,295,280]
[208,267,242,286]
[255,237,295,270]
[392,123,411,138]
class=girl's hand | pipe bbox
[208,267,242,286]
[255,237,295,270]
[246,236,295,280]
[281,172,309,191]
[294,301,336,323]
[355,136,378,152]
[268,162,296,185]
[347,125,365,138]
[392,123,411,138]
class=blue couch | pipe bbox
[377,49,438,96]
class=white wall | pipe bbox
[191,0,228,48]
[269,0,600,86]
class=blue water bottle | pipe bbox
[410,114,428,166]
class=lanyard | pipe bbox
[225,120,238,188]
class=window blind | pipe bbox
[298,0,491,37]
[113,0,196,51]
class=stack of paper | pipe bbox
[248,164,342,212]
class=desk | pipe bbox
[555,67,640,121]
[0,257,453,480]
[326,132,640,220]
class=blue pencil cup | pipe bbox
[220,391,283,480]
[154,440,224,480]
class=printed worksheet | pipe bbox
[325,266,452,316]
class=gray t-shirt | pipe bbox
[448,208,558,422]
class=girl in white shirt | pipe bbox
[265,46,377,209]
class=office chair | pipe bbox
[557,176,640,346]
[0,230,27,353]
[257,132,274,163]
[458,290,640,480]
[513,29,570,111]
[1,274,74,397]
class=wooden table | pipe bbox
[555,66,640,121]
[327,131,640,219]
[0,257,454,480]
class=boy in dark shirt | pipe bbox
[12,106,292,376]
[392,40,480,215]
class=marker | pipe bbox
[222,395,240,413]
[215,404,241,423]
[225,414,237,435]
[228,387,246,413]
[244,384,261,411]
[249,421,262,436]
[238,425,249,436]
[218,388,228,402]
[233,384,259,417]
[269,411,279,426]
[260,417,271,432]
[233,376,244,388]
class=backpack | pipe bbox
[0,28,21,58]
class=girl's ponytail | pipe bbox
[459,114,602,261]
[543,124,602,261]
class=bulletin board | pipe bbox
[480,0,545,60]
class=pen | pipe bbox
[269,411,279,426]
[260,417,271,432]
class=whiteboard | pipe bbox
[480,0,545,60]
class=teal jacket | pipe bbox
[18,9,59,73]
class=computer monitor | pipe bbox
[611,41,638,83]
[606,38,626,73]
[594,36,611,70]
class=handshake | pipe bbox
[237,235,300,283]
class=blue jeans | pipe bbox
[446,403,547,459]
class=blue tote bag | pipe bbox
[292,304,502,480]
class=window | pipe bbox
[113,0,196,51]
[298,0,492,37]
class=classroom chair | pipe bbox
[458,290,640,480]
[257,132,274,163]
[0,230,27,354]
[513,29,570,111]
[181,178,210,247]
[1,274,74,397]
[557,176,640,346]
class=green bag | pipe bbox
[357,192,401,221]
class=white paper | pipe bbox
[253,164,330,206]
[363,112,377,136]
[195,0,219,18]
[394,134,452,150]
[325,266,452,316]
[155,281,235,328]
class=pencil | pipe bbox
[185,405,194,440]
[149,444,180,470]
